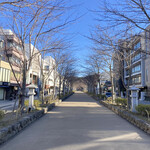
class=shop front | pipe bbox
[0,60,11,100]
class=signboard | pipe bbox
[3,82,10,86]
[0,82,10,87]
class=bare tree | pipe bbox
[84,53,106,97]
[96,0,150,32]
[88,25,140,106]
[0,0,77,112]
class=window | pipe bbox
[44,66,49,70]
[131,53,141,63]
[126,70,129,76]
[33,75,37,85]
[7,40,13,48]
[134,41,141,50]
[132,64,141,74]
[132,76,141,84]
[0,68,10,82]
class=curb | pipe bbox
[0,92,74,145]
[61,92,74,101]
[0,110,44,145]
[100,100,150,135]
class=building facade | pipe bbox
[43,56,58,95]
[0,29,23,100]
[25,44,41,97]
[0,60,11,100]
[118,25,150,101]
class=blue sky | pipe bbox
[66,0,100,76]
[0,0,100,77]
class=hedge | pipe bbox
[24,100,42,108]
[136,104,150,116]
[115,97,127,107]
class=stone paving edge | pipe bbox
[100,100,150,135]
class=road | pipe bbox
[1,92,150,150]
[0,100,18,113]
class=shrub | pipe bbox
[101,95,106,100]
[136,104,150,116]
[0,110,4,120]
[115,97,127,107]
[24,99,42,108]
[107,97,112,102]
[44,96,52,104]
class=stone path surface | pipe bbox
[1,92,150,150]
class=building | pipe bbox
[0,59,11,100]
[25,44,41,96]
[113,40,126,97]
[43,56,57,95]
[0,29,23,100]
[120,25,150,101]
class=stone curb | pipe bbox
[61,92,74,101]
[100,100,150,135]
[0,92,74,145]
[0,110,44,145]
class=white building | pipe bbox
[43,56,59,95]
[25,44,41,96]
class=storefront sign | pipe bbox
[3,82,10,86]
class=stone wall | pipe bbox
[100,101,150,135]
[0,110,44,145]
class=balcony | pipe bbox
[6,47,24,60]
[6,34,21,44]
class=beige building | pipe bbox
[0,29,23,100]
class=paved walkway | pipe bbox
[1,92,150,150]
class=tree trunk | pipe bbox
[98,80,101,98]
[110,65,115,103]
[20,59,26,112]
[58,75,62,98]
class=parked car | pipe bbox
[105,92,112,98]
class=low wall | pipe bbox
[100,101,150,135]
[0,110,44,145]
[62,92,74,101]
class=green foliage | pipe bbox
[136,104,150,116]
[107,97,112,101]
[101,95,106,99]
[115,97,127,107]
[0,110,4,120]
[24,100,42,108]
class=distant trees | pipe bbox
[84,53,107,97]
